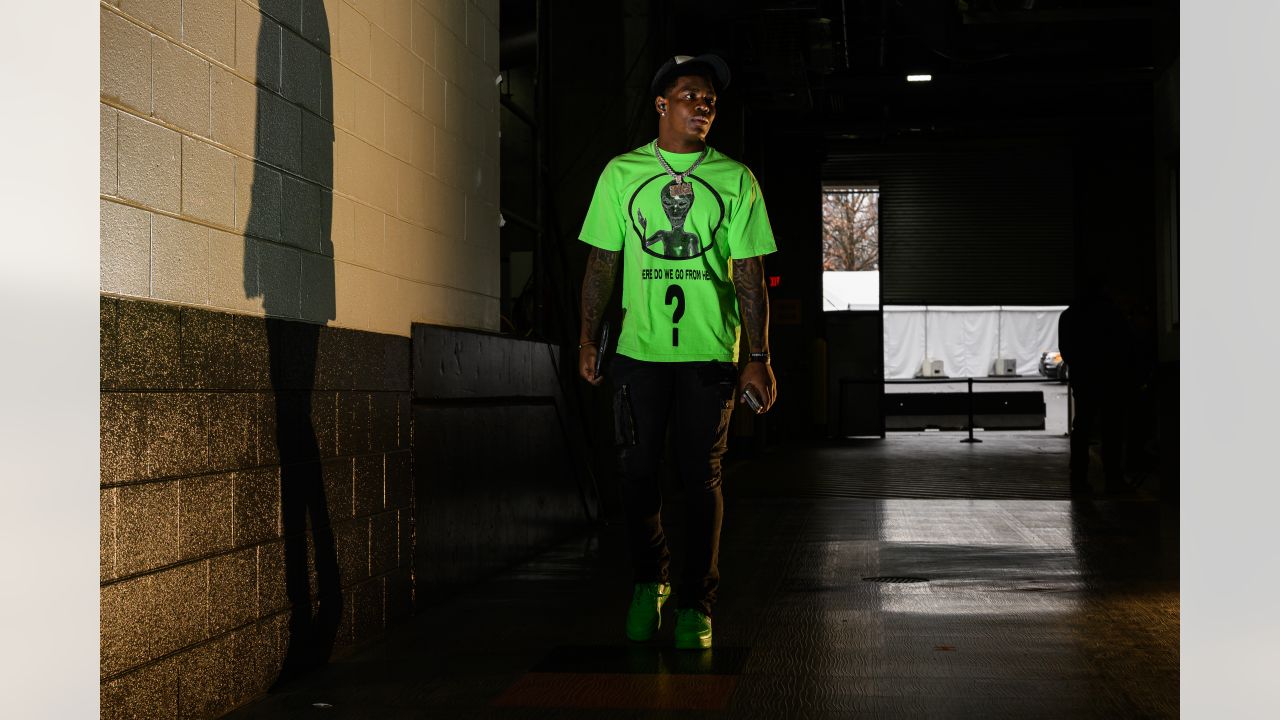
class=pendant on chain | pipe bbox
[655,142,706,200]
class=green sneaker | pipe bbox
[625,582,671,642]
[674,608,713,650]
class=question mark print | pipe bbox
[665,284,685,346]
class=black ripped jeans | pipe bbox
[610,353,737,618]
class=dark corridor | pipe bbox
[231,1,1180,716]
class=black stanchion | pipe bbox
[960,376,982,443]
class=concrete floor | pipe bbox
[226,434,1177,719]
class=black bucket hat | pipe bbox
[649,54,731,97]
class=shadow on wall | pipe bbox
[242,0,339,685]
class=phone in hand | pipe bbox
[594,321,610,380]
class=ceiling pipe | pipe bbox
[841,0,851,70]
[879,0,889,70]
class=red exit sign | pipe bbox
[768,275,781,288]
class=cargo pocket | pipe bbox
[613,384,639,447]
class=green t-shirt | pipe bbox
[579,141,777,362]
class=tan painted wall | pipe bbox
[100,0,501,336]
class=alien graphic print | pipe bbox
[635,178,710,259]
[580,141,777,363]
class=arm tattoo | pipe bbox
[732,256,770,353]
[580,247,620,343]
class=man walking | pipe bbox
[577,54,777,650]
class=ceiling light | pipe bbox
[907,74,932,82]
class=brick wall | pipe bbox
[100,296,413,717]
[100,0,501,337]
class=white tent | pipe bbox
[882,305,1067,379]
[822,271,1065,379]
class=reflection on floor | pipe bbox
[741,433,1076,500]
[226,435,1178,719]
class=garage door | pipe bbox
[824,141,1075,306]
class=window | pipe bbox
[822,184,879,311]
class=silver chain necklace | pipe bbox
[654,141,707,197]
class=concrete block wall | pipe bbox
[101,0,501,336]
[100,296,414,717]
[101,1,500,716]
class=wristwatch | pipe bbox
[748,351,770,364]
